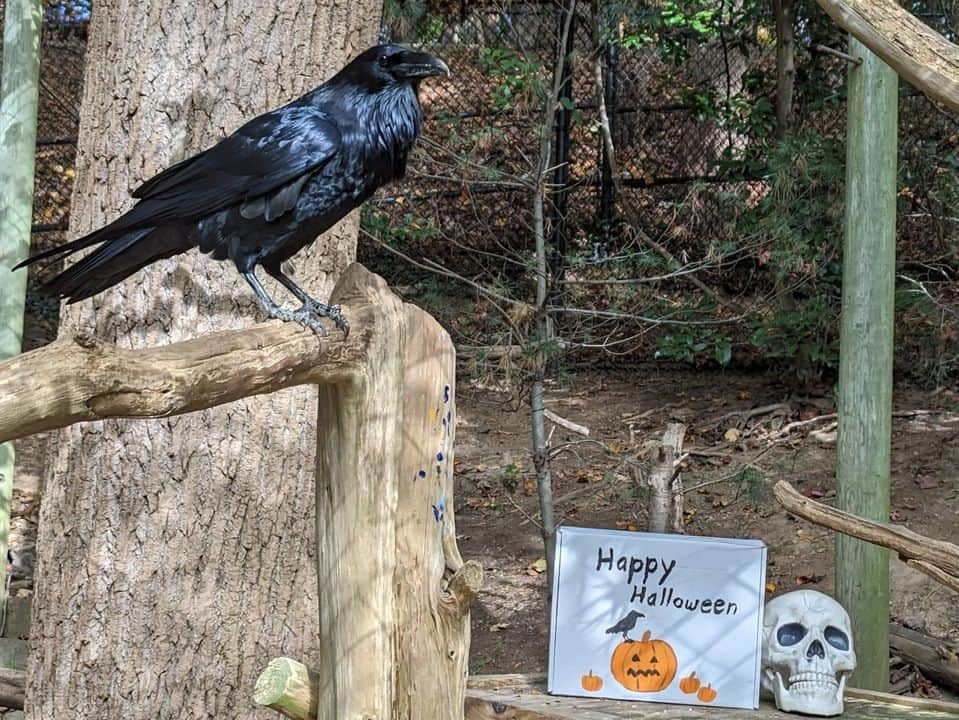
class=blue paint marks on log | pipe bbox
[432,498,446,522]
[444,385,450,403]
[418,469,427,479]
[437,452,444,461]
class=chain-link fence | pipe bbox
[5,1,958,378]
[0,1,85,249]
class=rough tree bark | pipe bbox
[27,3,381,719]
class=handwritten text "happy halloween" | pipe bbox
[595,547,739,615]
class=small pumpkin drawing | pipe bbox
[679,671,701,694]
[697,683,718,703]
[610,629,678,692]
[581,670,603,692]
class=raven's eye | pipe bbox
[378,54,390,68]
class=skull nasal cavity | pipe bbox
[807,639,825,659]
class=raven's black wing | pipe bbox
[18,103,341,267]
[123,103,341,228]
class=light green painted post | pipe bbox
[836,36,898,692]
[0,0,43,602]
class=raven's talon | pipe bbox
[299,300,349,337]
[326,306,350,337]
[271,306,329,335]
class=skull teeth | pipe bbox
[786,672,839,690]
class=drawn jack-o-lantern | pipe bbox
[581,670,603,692]
[610,629,678,692]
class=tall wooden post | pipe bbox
[0,0,43,603]
[314,265,481,719]
[836,37,897,692]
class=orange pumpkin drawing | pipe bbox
[697,683,718,703]
[581,670,603,692]
[679,671,701,694]
[610,629,678,692]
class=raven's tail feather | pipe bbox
[12,224,121,270]
[42,227,192,302]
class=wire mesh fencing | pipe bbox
[5,0,958,378]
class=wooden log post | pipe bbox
[836,37,898,692]
[0,263,482,718]
[314,264,481,719]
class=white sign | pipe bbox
[548,526,767,709]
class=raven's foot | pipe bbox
[269,306,331,335]
[299,300,350,337]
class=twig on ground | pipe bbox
[543,408,590,436]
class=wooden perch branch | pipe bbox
[0,289,381,444]
[815,0,959,112]
[774,480,959,591]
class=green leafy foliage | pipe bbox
[477,47,547,109]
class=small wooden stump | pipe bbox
[648,423,686,534]
[254,658,317,720]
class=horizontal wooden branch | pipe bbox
[0,270,389,444]
[774,480,959,585]
[815,0,959,112]
[890,622,959,691]
[0,666,25,709]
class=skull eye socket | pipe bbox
[777,622,807,646]
[824,625,849,651]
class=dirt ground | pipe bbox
[9,312,959,702]
[453,368,959,688]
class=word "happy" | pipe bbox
[595,547,677,586]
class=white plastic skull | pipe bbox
[761,589,856,716]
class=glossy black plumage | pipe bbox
[15,44,449,333]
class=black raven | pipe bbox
[14,44,449,335]
[605,610,645,641]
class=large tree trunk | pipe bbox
[26,3,381,719]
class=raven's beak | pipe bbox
[396,51,450,80]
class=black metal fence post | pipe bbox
[548,3,575,283]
